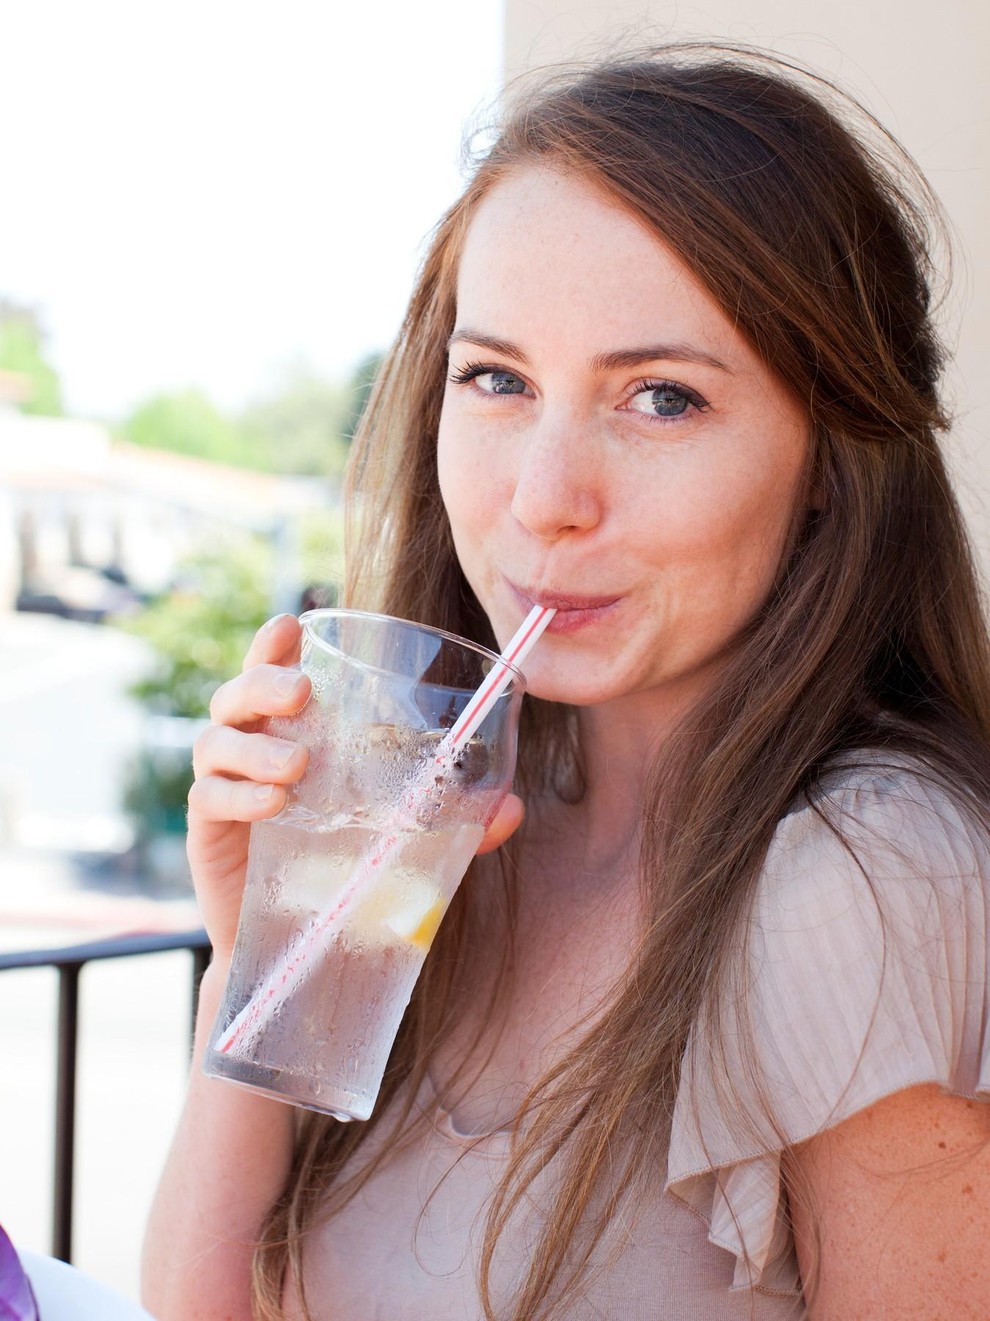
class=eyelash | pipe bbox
[447,360,514,387]
[447,362,710,422]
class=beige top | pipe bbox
[298,759,990,1318]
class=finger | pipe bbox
[476,793,524,854]
[193,725,309,783]
[242,613,304,672]
[188,774,289,824]
[209,663,311,730]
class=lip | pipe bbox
[506,579,622,633]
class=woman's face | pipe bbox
[437,167,813,713]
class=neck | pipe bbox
[519,692,682,894]
[573,687,693,842]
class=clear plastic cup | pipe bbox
[203,609,524,1120]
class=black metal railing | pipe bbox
[0,928,211,1263]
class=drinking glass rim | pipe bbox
[298,607,527,694]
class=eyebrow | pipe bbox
[447,329,731,374]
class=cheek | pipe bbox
[437,410,508,536]
[437,421,489,572]
[436,418,468,531]
[655,457,806,599]
[725,500,808,621]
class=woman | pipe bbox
[143,45,990,1320]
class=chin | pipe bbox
[517,668,620,708]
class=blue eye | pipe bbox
[626,379,706,421]
[448,362,528,395]
[649,386,689,416]
[487,371,526,395]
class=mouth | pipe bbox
[506,580,622,633]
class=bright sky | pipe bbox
[0,0,503,420]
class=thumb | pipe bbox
[476,793,525,855]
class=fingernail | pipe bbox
[265,613,293,631]
[274,670,302,697]
[268,741,297,770]
[255,783,275,803]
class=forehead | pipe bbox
[454,167,746,359]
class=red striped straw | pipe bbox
[445,603,555,752]
[214,605,555,1057]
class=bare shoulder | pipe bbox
[787,1083,990,1320]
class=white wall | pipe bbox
[503,1,990,581]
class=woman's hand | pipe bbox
[478,793,525,853]
[188,613,312,961]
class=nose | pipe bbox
[509,410,603,541]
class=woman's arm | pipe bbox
[787,1083,990,1320]
[141,959,296,1318]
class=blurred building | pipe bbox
[0,409,331,621]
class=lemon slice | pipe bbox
[382,875,447,950]
[405,895,447,950]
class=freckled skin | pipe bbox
[787,1084,990,1319]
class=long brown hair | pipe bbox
[255,44,990,1319]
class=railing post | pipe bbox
[53,963,80,1262]
[0,927,211,1263]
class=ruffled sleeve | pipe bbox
[666,759,990,1295]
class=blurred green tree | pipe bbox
[123,535,274,718]
[118,353,382,477]
[239,360,349,476]
[123,387,264,468]
[0,299,63,415]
